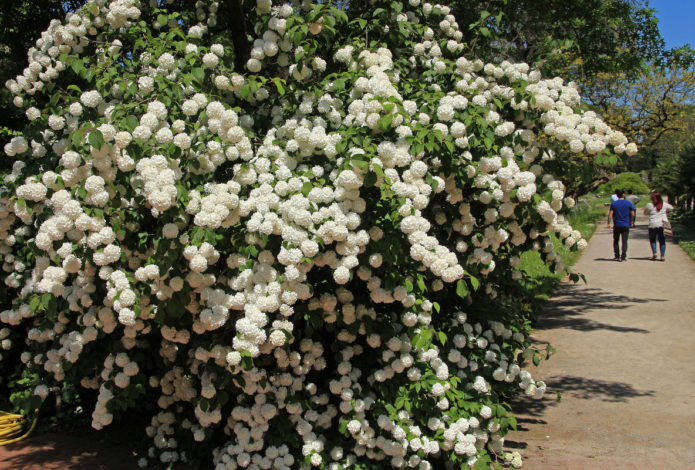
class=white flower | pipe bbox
[247,58,262,73]
[80,90,102,108]
[155,127,173,144]
[210,43,224,57]
[158,52,176,70]
[203,52,219,68]
[26,107,41,120]
[625,142,638,156]
[346,419,361,434]
[34,384,49,399]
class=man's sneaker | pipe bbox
[621,257,626,262]
[614,257,620,261]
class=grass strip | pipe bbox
[519,196,607,304]
[670,209,695,262]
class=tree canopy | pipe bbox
[454,0,680,82]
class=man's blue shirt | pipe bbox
[610,199,634,227]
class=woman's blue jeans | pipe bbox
[648,227,666,257]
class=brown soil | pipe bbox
[506,212,695,469]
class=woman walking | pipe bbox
[643,192,673,261]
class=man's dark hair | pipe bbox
[627,189,633,195]
[616,189,625,198]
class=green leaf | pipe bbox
[469,276,480,291]
[157,14,168,26]
[125,115,139,132]
[69,130,82,147]
[394,396,405,409]
[437,331,447,345]
[333,78,347,91]
[377,113,393,132]
[239,84,252,100]
[456,279,469,298]
[404,279,413,292]
[301,181,312,197]
[70,59,84,75]
[363,172,377,188]
[411,333,421,348]
[40,293,52,311]
[271,77,286,95]
[192,67,205,84]
[89,130,105,150]
[29,296,40,313]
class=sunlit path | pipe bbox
[506,210,695,469]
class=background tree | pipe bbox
[651,149,695,206]
[0,1,84,134]
[582,66,695,147]
[453,0,672,83]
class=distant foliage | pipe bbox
[597,172,649,195]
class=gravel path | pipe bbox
[505,210,695,469]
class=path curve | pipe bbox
[506,210,695,469]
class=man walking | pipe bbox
[607,189,636,261]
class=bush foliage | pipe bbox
[0,0,634,468]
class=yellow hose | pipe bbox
[0,409,39,445]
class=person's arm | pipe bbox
[607,208,613,227]
[630,209,635,227]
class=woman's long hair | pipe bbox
[651,191,663,211]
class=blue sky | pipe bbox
[649,0,695,49]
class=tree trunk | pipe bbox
[226,0,250,72]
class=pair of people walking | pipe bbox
[607,190,673,261]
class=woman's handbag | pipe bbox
[663,215,673,238]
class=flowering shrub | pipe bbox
[0,0,636,468]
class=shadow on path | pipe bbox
[509,376,656,418]
[533,284,666,333]
[0,433,143,470]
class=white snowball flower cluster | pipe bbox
[135,154,179,214]
[1,0,635,468]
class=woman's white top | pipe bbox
[643,202,673,228]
